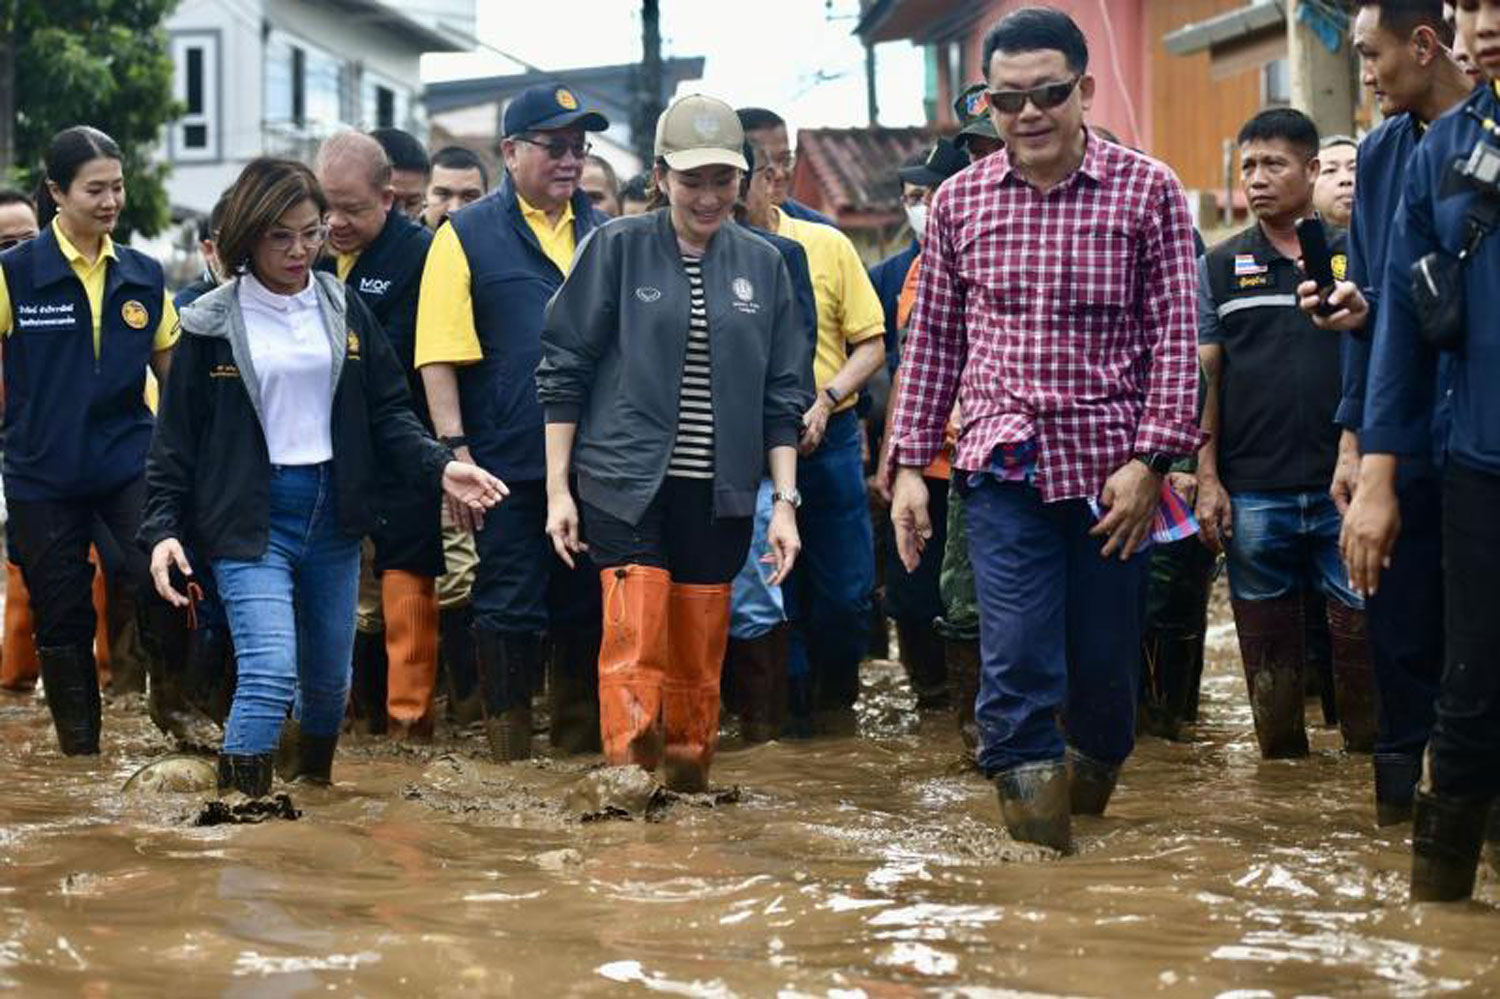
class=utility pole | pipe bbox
[1287,0,1355,138]
[865,41,879,126]
[633,0,664,168]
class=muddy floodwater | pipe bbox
[1,597,1497,997]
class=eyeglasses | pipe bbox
[754,153,796,176]
[984,77,1080,115]
[514,135,591,160]
[264,224,330,252]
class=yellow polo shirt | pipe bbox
[336,251,360,282]
[774,210,884,411]
[519,194,576,275]
[0,220,179,358]
[415,200,578,368]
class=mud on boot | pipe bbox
[548,625,603,755]
[994,760,1073,854]
[723,624,788,744]
[1067,747,1120,816]
[1410,788,1491,903]
[274,718,339,785]
[944,638,981,754]
[476,630,536,762]
[1231,597,1309,759]
[440,605,483,727]
[38,644,101,756]
[1326,600,1378,754]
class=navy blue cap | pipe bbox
[503,83,609,137]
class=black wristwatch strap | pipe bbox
[439,435,469,449]
[1135,451,1173,476]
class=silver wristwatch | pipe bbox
[771,488,802,509]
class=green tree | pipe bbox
[7,0,181,239]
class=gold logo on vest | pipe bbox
[121,300,149,330]
[346,330,361,356]
[1331,254,1347,282]
[556,88,578,110]
[210,363,239,379]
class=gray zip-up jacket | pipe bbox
[538,210,812,525]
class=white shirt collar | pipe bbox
[241,270,320,312]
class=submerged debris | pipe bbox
[568,766,743,823]
[122,753,218,794]
[194,794,302,826]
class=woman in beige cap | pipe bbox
[537,94,812,791]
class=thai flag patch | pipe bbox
[1233,253,1267,277]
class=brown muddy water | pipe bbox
[1,599,1497,997]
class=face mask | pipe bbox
[905,203,928,242]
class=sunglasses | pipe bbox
[985,77,1080,115]
[515,135,591,160]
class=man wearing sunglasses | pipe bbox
[887,7,1201,853]
[416,83,611,763]
[0,190,39,253]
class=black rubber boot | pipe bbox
[274,718,338,785]
[1138,632,1204,742]
[476,630,535,762]
[945,638,981,754]
[1326,600,1378,754]
[139,598,213,743]
[1231,597,1309,759]
[347,629,388,735]
[548,624,603,754]
[184,623,236,727]
[217,753,274,797]
[104,583,147,695]
[38,644,101,755]
[724,624,788,744]
[440,605,482,727]
[896,619,950,710]
[995,760,1072,853]
[785,673,814,739]
[1374,753,1422,827]
[1067,747,1120,816]
[1410,788,1490,903]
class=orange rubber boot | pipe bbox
[1,562,38,691]
[597,565,670,769]
[383,571,439,740]
[91,550,111,689]
[662,582,731,792]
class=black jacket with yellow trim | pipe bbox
[140,272,451,561]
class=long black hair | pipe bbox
[34,126,123,228]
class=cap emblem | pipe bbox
[556,88,578,110]
[692,114,722,140]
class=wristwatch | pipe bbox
[771,488,803,509]
[1134,451,1174,476]
[822,386,843,408]
[439,435,469,449]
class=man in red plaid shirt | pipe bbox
[887,7,1201,853]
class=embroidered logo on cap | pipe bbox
[635,286,662,303]
[692,114,722,140]
[556,88,578,111]
[121,300,148,329]
[963,89,989,118]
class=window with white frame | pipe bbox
[171,32,220,161]
[264,30,353,134]
[361,74,408,130]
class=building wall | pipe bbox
[163,0,442,215]
[1144,0,1268,195]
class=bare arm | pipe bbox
[1195,343,1231,550]
[544,422,584,567]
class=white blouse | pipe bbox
[237,273,335,466]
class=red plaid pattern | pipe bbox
[887,135,1202,503]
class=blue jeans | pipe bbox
[214,464,361,755]
[784,410,874,709]
[965,477,1148,775]
[1225,490,1362,607]
[730,480,787,641]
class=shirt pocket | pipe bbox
[1062,226,1136,313]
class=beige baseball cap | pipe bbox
[654,94,748,172]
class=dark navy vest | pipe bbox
[0,226,164,501]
